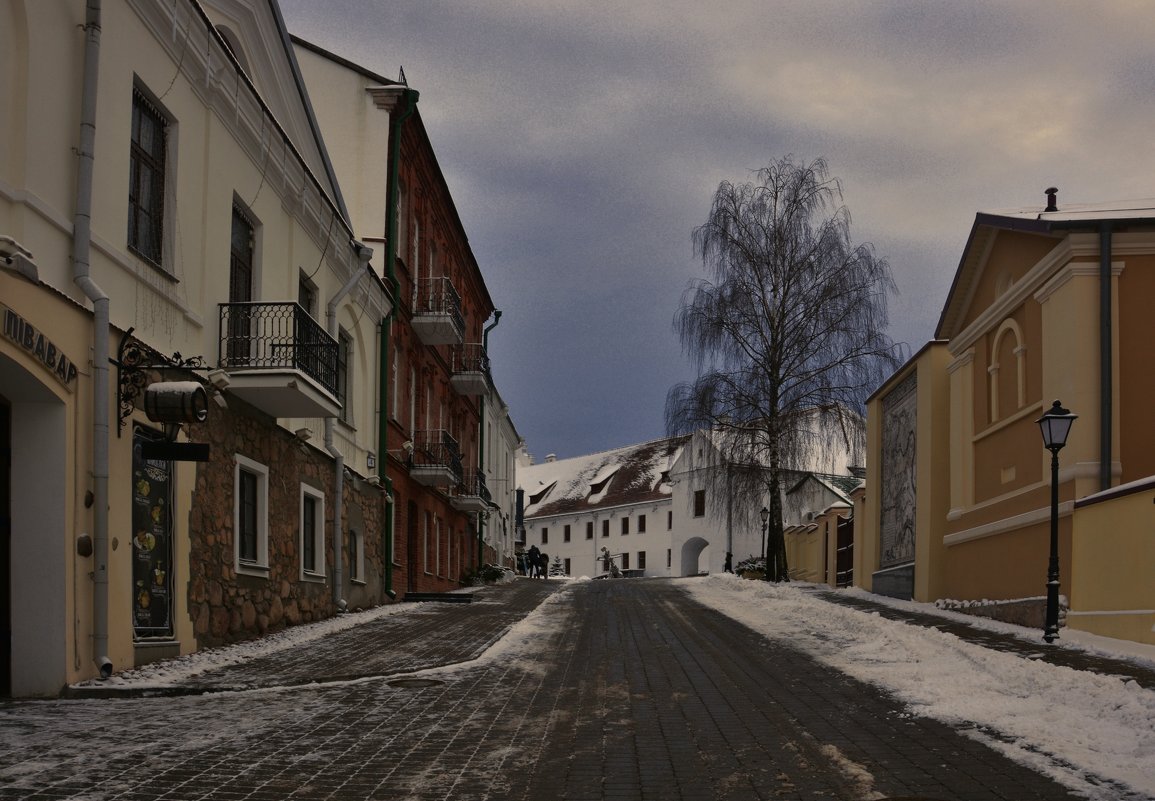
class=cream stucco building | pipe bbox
[858,193,1155,645]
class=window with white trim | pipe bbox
[234,455,269,575]
[300,484,325,580]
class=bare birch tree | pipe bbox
[666,156,902,581]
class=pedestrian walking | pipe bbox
[527,544,541,578]
[538,552,549,579]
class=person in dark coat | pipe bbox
[539,552,549,579]
[527,544,541,578]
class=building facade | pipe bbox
[859,194,1155,645]
[293,38,510,593]
[519,428,863,580]
[1,0,403,695]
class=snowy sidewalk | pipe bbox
[804,585,1155,689]
[64,578,561,699]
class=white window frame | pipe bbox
[299,483,326,581]
[234,454,269,576]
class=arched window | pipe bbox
[989,318,1026,421]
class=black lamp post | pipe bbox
[759,506,770,566]
[1036,399,1077,644]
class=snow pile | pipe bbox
[684,573,1155,800]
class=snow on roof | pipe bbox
[518,436,689,518]
[981,197,1155,224]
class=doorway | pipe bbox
[1,398,10,696]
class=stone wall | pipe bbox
[186,399,387,648]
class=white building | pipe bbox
[519,421,862,580]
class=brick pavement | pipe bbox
[4,577,1150,800]
[65,578,560,698]
[512,579,1107,801]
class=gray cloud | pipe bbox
[282,0,1155,457]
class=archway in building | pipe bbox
[679,536,709,577]
[0,353,66,697]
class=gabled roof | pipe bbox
[518,436,689,518]
[198,0,351,228]
[785,472,863,504]
[935,197,1155,340]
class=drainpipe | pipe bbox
[326,244,373,609]
[379,87,419,598]
[477,310,502,570]
[1099,222,1112,492]
[72,0,113,679]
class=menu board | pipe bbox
[132,427,173,638]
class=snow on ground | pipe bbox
[73,600,425,689]
[683,573,1155,800]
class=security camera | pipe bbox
[365,475,381,486]
[207,369,231,390]
[402,440,414,454]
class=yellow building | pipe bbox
[1,0,393,696]
[861,192,1155,645]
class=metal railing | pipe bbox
[414,277,465,333]
[218,302,338,395]
[459,469,492,504]
[451,343,490,375]
[412,429,463,483]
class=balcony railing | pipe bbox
[451,469,492,512]
[412,277,465,345]
[218,302,338,396]
[410,429,463,487]
[450,343,490,395]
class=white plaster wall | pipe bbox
[9,392,66,697]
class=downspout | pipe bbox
[326,245,373,609]
[1099,222,1113,493]
[73,0,113,679]
[379,87,419,598]
[477,310,502,570]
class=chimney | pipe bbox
[1044,187,1058,213]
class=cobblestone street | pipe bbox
[0,579,1134,800]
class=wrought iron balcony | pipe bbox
[450,343,490,396]
[451,469,492,512]
[217,302,340,418]
[409,429,463,487]
[412,277,465,346]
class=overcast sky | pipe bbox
[281,1,1155,460]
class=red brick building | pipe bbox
[294,40,502,597]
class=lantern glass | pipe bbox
[759,506,769,525]
[1036,400,1076,451]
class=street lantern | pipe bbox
[759,506,770,566]
[1036,400,1076,643]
